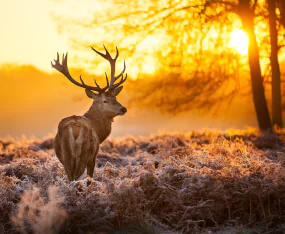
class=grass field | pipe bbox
[0,129,284,233]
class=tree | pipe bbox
[53,1,242,114]
[268,0,282,128]
[53,0,284,131]
[234,0,272,130]
[128,0,272,130]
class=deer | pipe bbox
[51,45,127,185]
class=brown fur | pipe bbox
[54,93,126,184]
[52,46,127,184]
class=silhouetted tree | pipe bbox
[129,0,273,130]
[268,0,282,128]
[53,1,242,114]
[53,0,285,131]
[234,0,272,130]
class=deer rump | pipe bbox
[54,116,99,181]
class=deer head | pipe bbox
[51,45,127,117]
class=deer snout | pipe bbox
[119,106,127,115]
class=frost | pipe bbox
[0,129,284,233]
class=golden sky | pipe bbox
[0,0,158,77]
[0,0,250,74]
[0,0,68,72]
[0,0,249,73]
[0,0,259,138]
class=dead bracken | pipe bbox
[0,129,284,233]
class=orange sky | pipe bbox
[0,1,264,138]
[0,0,250,74]
[0,0,70,72]
[0,0,167,78]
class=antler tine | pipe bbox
[114,46,119,60]
[79,75,87,86]
[94,79,101,89]
[91,45,115,84]
[105,72,109,88]
[103,44,113,60]
[51,52,103,93]
[110,60,126,87]
[91,45,111,60]
[56,52,60,65]
[62,53,65,66]
[111,73,128,90]
[92,74,108,92]
[91,45,127,90]
[100,73,109,92]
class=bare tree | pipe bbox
[233,0,272,130]
[126,0,273,130]
[268,0,282,128]
[53,0,282,131]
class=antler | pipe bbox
[91,45,127,91]
[51,53,109,93]
[52,46,127,94]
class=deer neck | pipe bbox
[84,104,113,143]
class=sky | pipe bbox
[0,0,68,72]
[0,0,248,74]
[0,0,260,138]
[0,0,147,76]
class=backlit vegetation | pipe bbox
[0,129,284,233]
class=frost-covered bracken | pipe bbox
[0,129,284,233]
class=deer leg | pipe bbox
[87,143,99,186]
[64,158,75,181]
[73,143,88,180]
[54,134,64,164]
[87,156,96,186]
[60,132,76,181]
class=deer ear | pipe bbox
[112,86,123,96]
[85,89,96,99]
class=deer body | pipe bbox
[54,115,99,182]
[52,46,127,184]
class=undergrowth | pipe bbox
[0,129,284,233]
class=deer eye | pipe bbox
[103,100,109,103]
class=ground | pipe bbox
[0,129,284,233]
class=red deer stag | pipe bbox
[51,46,127,185]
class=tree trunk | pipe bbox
[269,0,283,128]
[238,0,272,131]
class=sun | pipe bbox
[229,29,248,55]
